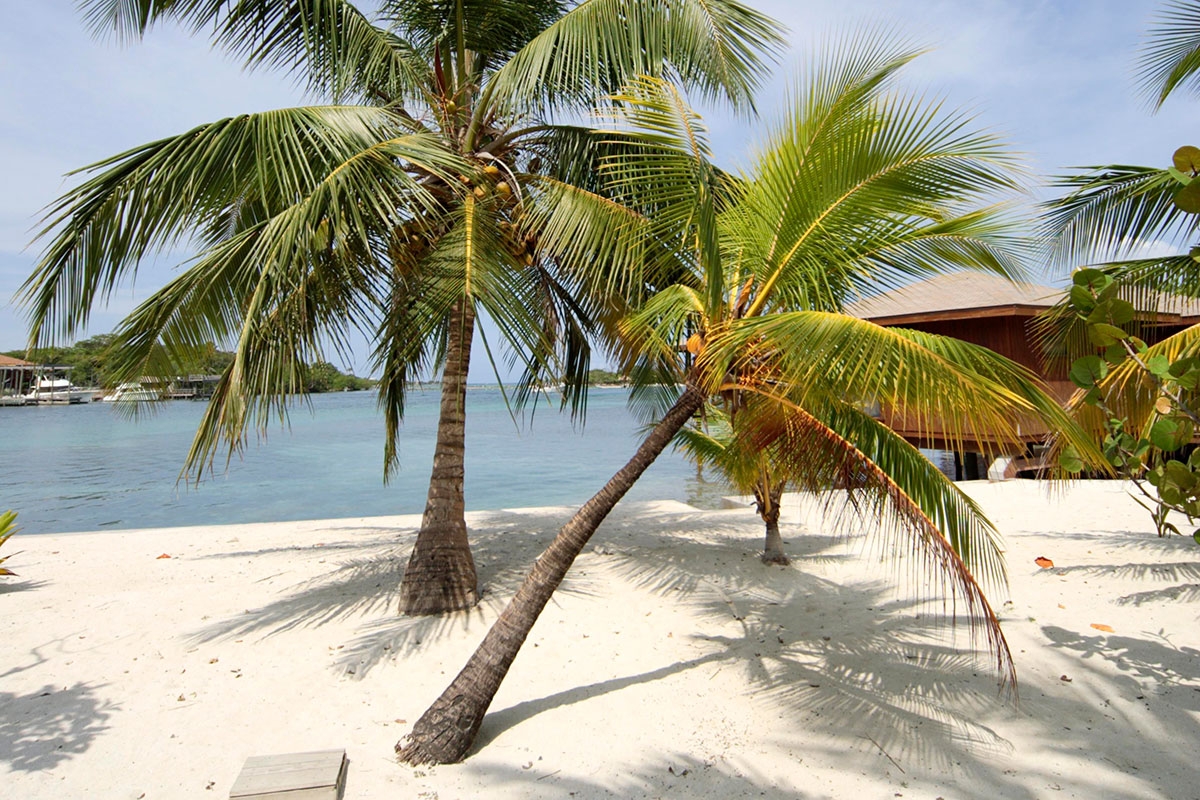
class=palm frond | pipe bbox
[1138,0,1200,109]
[381,0,567,62]
[23,107,464,346]
[730,38,1023,315]
[1041,166,1196,267]
[705,312,1106,468]
[81,0,430,102]
[487,0,785,116]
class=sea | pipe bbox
[0,387,723,535]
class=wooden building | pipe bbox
[0,354,37,405]
[849,272,1200,478]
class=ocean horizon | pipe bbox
[0,386,722,536]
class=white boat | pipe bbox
[0,393,26,407]
[102,382,162,403]
[24,376,91,405]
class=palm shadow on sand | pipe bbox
[186,500,1200,798]
[186,506,609,668]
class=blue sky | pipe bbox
[2,0,1197,380]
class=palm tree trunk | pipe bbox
[396,384,706,764]
[754,480,788,565]
[400,299,479,616]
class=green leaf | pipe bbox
[1103,344,1128,365]
[1070,355,1108,388]
[1165,459,1196,487]
[1175,180,1200,214]
[1150,418,1181,451]
[1087,323,1129,348]
[1069,284,1096,313]
[1192,529,1200,545]
[1174,145,1200,175]
[1073,267,1109,289]
[1146,354,1173,378]
[1107,298,1136,325]
[1059,446,1084,474]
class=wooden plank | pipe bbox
[230,749,347,800]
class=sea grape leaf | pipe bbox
[1088,323,1129,347]
[1151,418,1181,451]
[1070,355,1108,388]
[1059,446,1084,474]
[1175,180,1200,214]
[1174,145,1200,175]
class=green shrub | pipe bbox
[0,510,17,576]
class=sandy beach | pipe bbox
[2,480,1198,799]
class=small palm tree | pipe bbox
[674,401,794,564]
[395,36,1103,764]
[22,0,785,615]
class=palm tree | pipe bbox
[674,401,794,564]
[395,36,1103,764]
[20,0,785,615]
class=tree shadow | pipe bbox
[1117,582,1200,605]
[0,579,49,595]
[1037,560,1200,582]
[1042,625,1200,702]
[447,752,816,798]
[187,507,610,675]
[0,683,117,772]
[462,508,1200,799]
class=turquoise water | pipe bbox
[0,388,715,535]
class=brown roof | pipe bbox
[0,354,34,367]
[848,272,1200,326]
[847,273,1061,324]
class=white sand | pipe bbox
[2,481,1198,799]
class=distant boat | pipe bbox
[0,393,26,407]
[103,382,162,403]
[25,376,90,405]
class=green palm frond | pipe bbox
[23,106,464,346]
[487,0,785,116]
[1138,0,1200,109]
[81,0,430,103]
[731,43,1023,316]
[382,0,566,61]
[704,312,1106,467]
[1041,166,1195,266]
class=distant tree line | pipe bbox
[3,336,372,393]
[586,369,628,386]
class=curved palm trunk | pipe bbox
[400,299,479,616]
[754,479,789,565]
[396,385,706,764]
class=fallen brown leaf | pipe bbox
[1090,623,1114,632]
[156,553,172,560]
[1035,556,1054,568]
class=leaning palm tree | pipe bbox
[21,0,785,615]
[395,36,1104,764]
